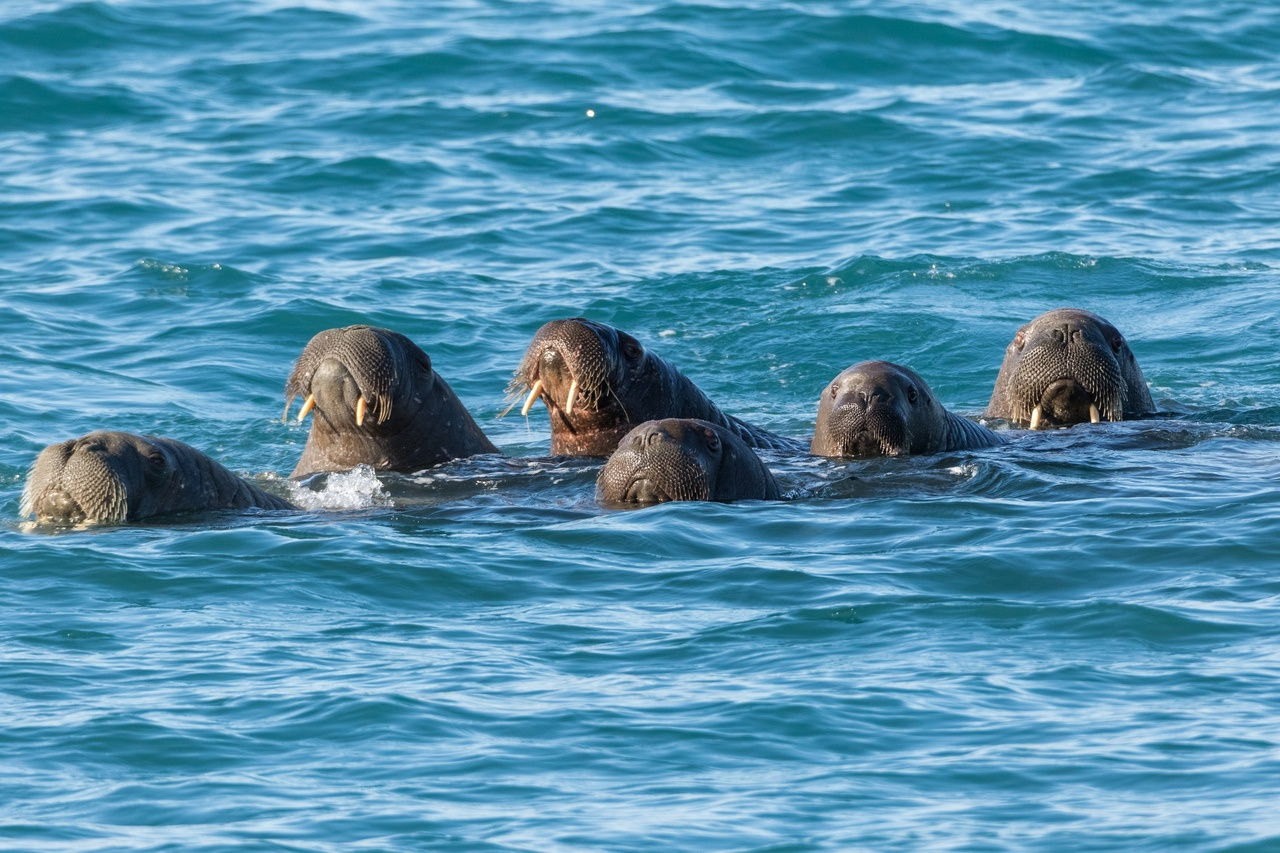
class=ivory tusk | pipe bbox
[356,396,367,427]
[297,394,316,422]
[520,380,543,417]
[1028,406,1042,431]
[565,379,578,416]
[1089,403,1101,424]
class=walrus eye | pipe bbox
[907,386,918,404]
[1012,330,1026,350]
[622,340,643,360]
[1110,337,1124,354]
[829,384,838,399]
[704,430,721,453]
[145,450,166,474]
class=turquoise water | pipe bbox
[3,1,1280,849]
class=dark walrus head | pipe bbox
[597,418,780,505]
[812,360,983,457]
[22,431,295,525]
[508,318,797,456]
[286,325,498,477]
[985,308,1154,429]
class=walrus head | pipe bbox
[508,318,663,456]
[597,418,780,505]
[22,431,293,525]
[287,325,497,477]
[986,308,1154,429]
[811,361,946,457]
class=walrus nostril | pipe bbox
[633,423,667,448]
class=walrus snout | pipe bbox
[24,435,132,524]
[311,358,363,416]
[820,397,909,457]
[537,347,577,411]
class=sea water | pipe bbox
[2,1,1279,849]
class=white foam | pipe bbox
[287,465,392,511]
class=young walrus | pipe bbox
[811,360,1003,457]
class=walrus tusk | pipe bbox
[565,379,578,416]
[1089,403,1101,424]
[297,394,316,422]
[1028,406,1042,431]
[520,380,543,417]
[355,396,367,427]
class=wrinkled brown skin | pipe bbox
[287,325,498,478]
[510,318,802,457]
[22,431,295,525]
[811,361,1004,457]
[986,308,1155,428]
[597,418,781,505]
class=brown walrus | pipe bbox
[509,318,800,456]
[597,418,781,505]
[22,431,295,524]
[986,308,1155,429]
[811,360,1004,457]
[286,325,498,477]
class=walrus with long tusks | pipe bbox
[287,325,498,478]
[22,431,295,525]
[597,418,780,505]
[508,318,801,456]
[985,308,1154,429]
[811,360,1004,457]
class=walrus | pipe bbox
[286,325,498,478]
[597,418,781,505]
[986,308,1155,428]
[811,360,1004,457]
[22,431,295,525]
[508,318,800,456]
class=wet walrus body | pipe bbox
[597,418,780,505]
[986,308,1154,429]
[22,431,295,525]
[510,318,801,457]
[287,325,498,478]
[811,360,1004,457]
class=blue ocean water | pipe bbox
[3,0,1280,849]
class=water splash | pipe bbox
[286,465,392,511]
